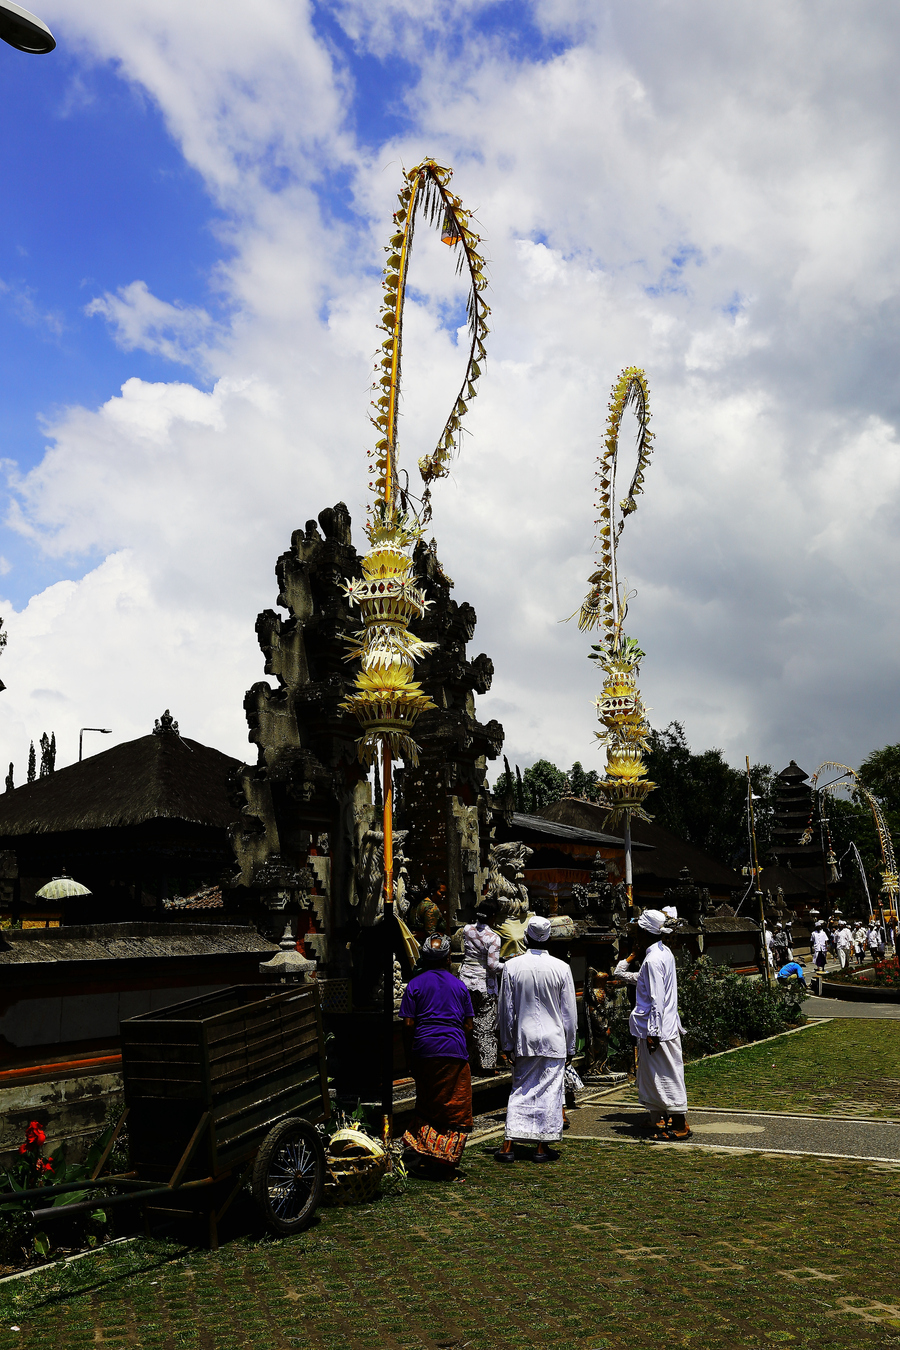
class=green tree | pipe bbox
[644,722,774,867]
[494,758,601,812]
[858,744,900,815]
[521,759,570,812]
[27,741,35,784]
[568,761,601,800]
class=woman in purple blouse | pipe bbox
[400,933,474,1180]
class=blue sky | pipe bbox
[1,0,899,783]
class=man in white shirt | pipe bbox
[810,920,828,972]
[495,915,577,1164]
[628,909,691,1142]
[835,921,853,972]
[867,923,881,961]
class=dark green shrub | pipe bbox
[602,956,804,1069]
[677,955,804,1056]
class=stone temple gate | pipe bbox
[228,503,503,1002]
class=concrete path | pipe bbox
[564,1102,900,1162]
[803,995,900,1019]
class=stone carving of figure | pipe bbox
[583,967,612,1076]
[484,840,534,957]
[356,827,409,927]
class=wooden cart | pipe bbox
[19,984,331,1247]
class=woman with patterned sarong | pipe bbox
[400,934,474,1180]
[459,900,502,1075]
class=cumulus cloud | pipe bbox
[3,0,900,787]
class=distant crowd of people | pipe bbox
[768,913,898,990]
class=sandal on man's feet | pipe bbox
[668,1128,693,1142]
[494,1148,516,1164]
[533,1148,560,1164]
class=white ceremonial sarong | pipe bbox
[635,1037,687,1114]
[505,1054,565,1142]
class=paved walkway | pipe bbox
[562,1102,900,1162]
[803,995,900,1019]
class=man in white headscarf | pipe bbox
[629,909,691,1142]
[495,915,577,1164]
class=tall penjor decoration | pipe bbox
[801,763,899,919]
[341,159,490,1134]
[578,368,656,906]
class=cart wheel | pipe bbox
[252,1117,325,1234]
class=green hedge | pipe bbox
[605,955,805,1068]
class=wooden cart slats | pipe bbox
[121,983,330,1182]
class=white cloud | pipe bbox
[85,281,218,368]
[4,0,900,789]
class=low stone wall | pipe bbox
[816,977,900,1004]
[0,1070,124,1169]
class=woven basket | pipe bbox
[323,1129,391,1207]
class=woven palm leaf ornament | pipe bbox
[341,159,490,768]
[340,159,489,1138]
[578,368,656,847]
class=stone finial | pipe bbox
[259,922,317,982]
[153,710,180,736]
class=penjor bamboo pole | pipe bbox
[623,812,633,908]
[381,745,394,1142]
[378,181,417,1146]
[747,756,771,986]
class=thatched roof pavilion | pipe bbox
[0,718,242,923]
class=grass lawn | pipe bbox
[680,1020,900,1118]
[2,1140,900,1349]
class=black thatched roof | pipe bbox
[506,811,650,850]
[538,798,741,889]
[0,733,242,837]
[0,922,277,965]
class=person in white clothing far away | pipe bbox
[835,921,853,972]
[810,920,829,972]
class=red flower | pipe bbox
[24,1122,45,1146]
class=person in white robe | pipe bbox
[835,922,853,971]
[495,915,577,1164]
[810,920,828,972]
[629,909,691,1141]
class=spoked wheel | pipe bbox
[252,1117,326,1234]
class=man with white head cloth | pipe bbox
[630,909,691,1141]
[495,915,577,1164]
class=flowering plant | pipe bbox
[17,1120,53,1182]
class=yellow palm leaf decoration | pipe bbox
[340,158,490,1139]
[341,158,490,768]
[579,368,656,872]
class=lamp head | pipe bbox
[0,2,55,53]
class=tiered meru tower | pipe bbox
[770,761,824,886]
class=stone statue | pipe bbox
[583,967,612,1075]
[484,840,534,957]
[356,826,409,927]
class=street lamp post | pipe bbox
[0,2,55,53]
[79,728,111,762]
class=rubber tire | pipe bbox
[252,1117,326,1235]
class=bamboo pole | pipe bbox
[381,745,394,1142]
[623,812,633,908]
[746,756,771,985]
